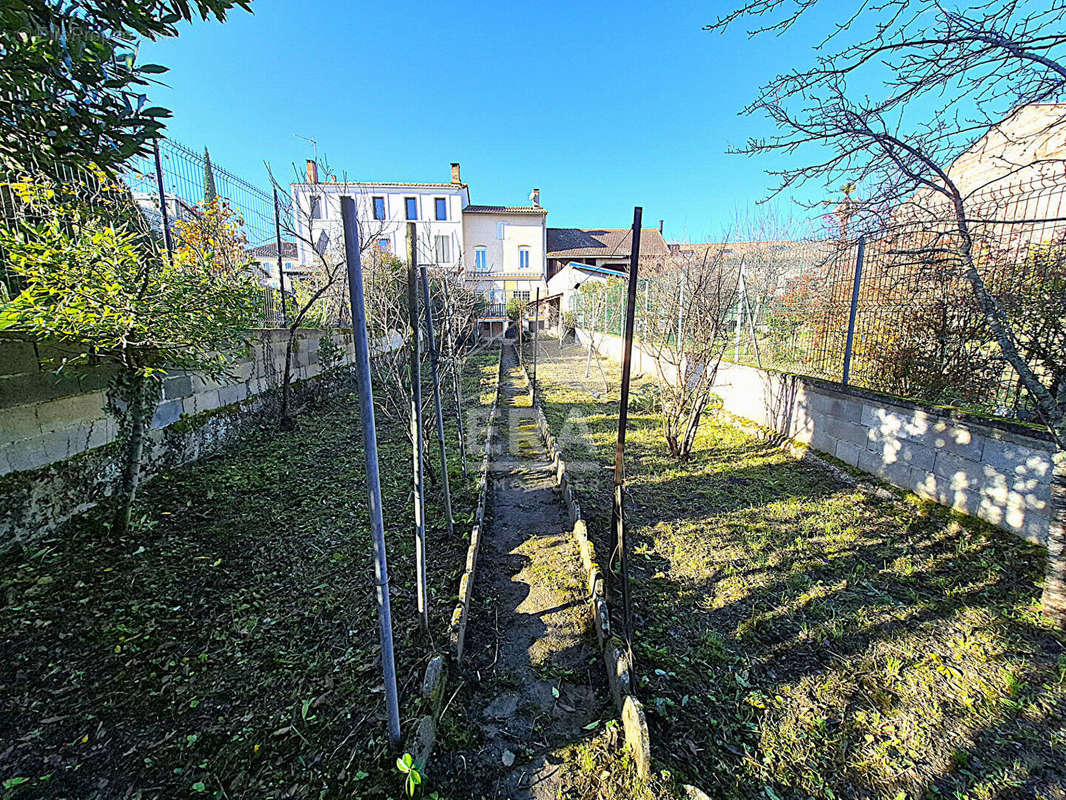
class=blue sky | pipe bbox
[141,0,837,241]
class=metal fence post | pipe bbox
[744,288,763,369]
[339,196,402,749]
[532,287,540,404]
[842,237,866,386]
[419,265,454,539]
[152,140,173,261]
[612,206,642,649]
[407,222,428,633]
[677,272,684,348]
[272,187,289,327]
[440,279,467,472]
[734,265,745,363]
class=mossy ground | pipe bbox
[0,349,499,800]
[529,336,1066,800]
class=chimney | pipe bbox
[306,159,319,184]
[531,188,541,207]
[659,219,664,234]
[450,162,461,185]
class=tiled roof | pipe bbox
[546,227,670,259]
[669,240,823,258]
[464,205,547,215]
[247,241,298,259]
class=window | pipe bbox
[518,246,530,269]
[378,238,390,252]
[284,262,293,271]
[435,235,451,263]
[405,197,418,220]
[309,195,323,220]
[512,290,530,302]
[475,246,487,271]
[372,196,385,221]
[435,198,447,221]
[496,222,505,239]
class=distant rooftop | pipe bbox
[547,227,670,259]
[464,205,547,215]
[247,241,298,259]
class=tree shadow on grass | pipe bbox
[623,452,1064,800]
[530,337,1065,799]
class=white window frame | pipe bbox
[435,235,451,264]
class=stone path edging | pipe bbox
[517,352,653,780]
[406,343,505,768]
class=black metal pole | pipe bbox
[273,187,289,327]
[407,223,428,632]
[420,265,454,539]
[339,197,401,748]
[842,236,866,385]
[612,207,642,645]
[532,287,540,404]
[152,140,173,261]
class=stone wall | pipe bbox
[576,328,1056,546]
[0,329,356,543]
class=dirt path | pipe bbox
[438,343,610,799]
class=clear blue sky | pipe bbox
[141,0,835,241]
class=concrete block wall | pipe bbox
[0,329,355,477]
[576,328,1056,546]
[0,329,357,542]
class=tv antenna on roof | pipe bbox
[294,134,318,164]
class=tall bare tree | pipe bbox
[641,245,740,458]
[267,164,389,429]
[709,1,1066,624]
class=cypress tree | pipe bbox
[203,147,218,203]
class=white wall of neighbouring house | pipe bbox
[462,212,547,305]
[290,182,469,271]
[546,263,612,312]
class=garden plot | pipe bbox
[0,349,499,800]
[528,336,1066,800]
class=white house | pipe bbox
[289,161,469,274]
[289,161,548,337]
[246,240,311,290]
[546,261,623,317]
[461,195,548,336]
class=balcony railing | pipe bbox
[480,303,507,318]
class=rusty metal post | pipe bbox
[532,288,540,403]
[612,207,642,645]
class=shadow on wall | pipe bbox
[726,362,1055,546]
[763,370,803,443]
[572,329,1055,546]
